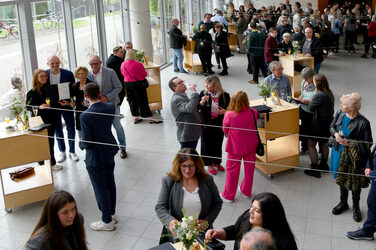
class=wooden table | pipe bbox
[227,23,238,51]
[173,242,205,249]
[250,98,300,178]
[279,54,314,98]
[144,62,163,112]
[0,117,54,211]
[183,39,203,73]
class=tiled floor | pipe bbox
[1,49,376,250]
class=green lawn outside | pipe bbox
[33,19,88,30]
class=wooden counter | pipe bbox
[144,62,163,112]
[183,39,203,73]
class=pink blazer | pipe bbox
[120,60,147,82]
[223,107,259,155]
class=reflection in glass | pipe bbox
[103,0,124,56]
[150,0,164,64]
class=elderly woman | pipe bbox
[279,33,293,54]
[71,66,91,138]
[0,76,23,120]
[206,192,297,250]
[304,74,334,178]
[26,69,61,171]
[214,23,231,75]
[221,91,258,202]
[330,93,373,222]
[26,190,87,250]
[192,24,213,76]
[120,49,161,124]
[297,67,316,154]
[155,148,223,244]
[199,76,231,175]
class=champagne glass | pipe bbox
[5,117,10,124]
[288,48,292,55]
[32,106,38,116]
[204,90,210,107]
[287,96,292,103]
[45,98,50,105]
[280,92,286,101]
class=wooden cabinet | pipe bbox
[0,117,54,211]
[227,23,238,51]
[144,62,163,112]
[279,55,314,98]
[250,98,300,177]
[183,39,203,73]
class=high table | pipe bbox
[144,62,163,112]
[250,98,300,178]
[279,54,314,98]
[0,117,54,212]
[183,39,203,73]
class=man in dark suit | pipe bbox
[46,55,78,168]
[106,46,126,108]
[169,18,188,73]
[80,82,119,231]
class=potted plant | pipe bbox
[257,80,275,104]
[292,41,301,57]
[10,99,25,127]
[134,49,145,63]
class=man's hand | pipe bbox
[189,84,197,92]
[168,219,179,235]
[39,104,50,109]
[365,168,372,177]
[100,96,109,102]
[59,100,70,106]
[218,107,226,115]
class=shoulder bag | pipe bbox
[250,108,265,156]
[122,64,149,88]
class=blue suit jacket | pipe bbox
[79,102,119,167]
[45,68,75,108]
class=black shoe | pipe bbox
[120,149,127,159]
[304,169,321,178]
[219,71,228,76]
[361,54,368,58]
[332,201,349,215]
[319,161,329,171]
[208,71,215,74]
[217,65,221,69]
[346,228,374,240]
[204,72,208,76]
[353,206,362,222]
[372,54,376,58]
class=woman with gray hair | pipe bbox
[120,49,162,124]
[279,33,293,54]
[0,76,23,120]
[297,67,316,154]
[329,93,373,222]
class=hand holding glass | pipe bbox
[32,106,38,116]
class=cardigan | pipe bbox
[120,60,147,82]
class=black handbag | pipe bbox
[250,108,265,156]
[122,64,149,88]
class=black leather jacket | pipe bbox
[329,110,373,162]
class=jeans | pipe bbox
[314,63,321,73]
[363,171,376,234]
[113,108,126,149]
[173,48,184,72]
[55,110,76,153]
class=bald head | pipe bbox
[47,55,61,74]
[240,229,276,250]
[89,55,102,74]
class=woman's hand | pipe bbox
[205,229,226,240]
[169,219,179,235]
[196,220,208,231]
[304,53,312,57]
[59,100,70,106]
[218,107,226,115]
[200,95,209,106]
[302,99,311,104]
[334,132,349,146]
[39,104,49,109]
[365,168,372,177]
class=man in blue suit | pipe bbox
[88,55,127,159]
[46,56,79,169]
[347,147,376,241]
[80,82,119,231]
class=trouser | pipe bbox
[48,125,56,166]
[237,34,246,53]
[333,34,340,52]
[250,56,268,82]
[125,82,152,117]
[215,52,221,66]
[55,109,76,153]
[86,162,116,223]
[180,140,198,149]
[363,173,376,234]
[112,108,126,149]
[339,185,361,208]
[201,126,224,166]
[246,53,253,74]
[173,48,184,72]
[299,108,313,152]
[198,52,212,73]
[365,36,376,55]
[222,152,256,200]
[219,53,228,71]
[314,63,321,74]
[345,30,355,51]
[118,82,126,106]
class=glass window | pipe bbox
[150,0,164,64]
[32,0,69,69]
[192,0,201,29]
[0,4,25,120]
[179,0,188,35]
[165,0,174,60]
[72,0,98,68]
[103,0,124,57]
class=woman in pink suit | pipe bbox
[221,91,258,202]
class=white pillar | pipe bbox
[129,0,153,60]
[213,0,225,11]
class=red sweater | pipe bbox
[264,36,278,63]
[368,21,376,37]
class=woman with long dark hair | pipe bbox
[304,74,334,178]
[205,192,297,250]
[26,190,87,250]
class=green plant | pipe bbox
[258,80,275,102]
[134,49,145,63]
[10,99,25,125]
[292,41,301,54]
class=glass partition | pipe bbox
[103,0,124,56]
[150,0,164,64]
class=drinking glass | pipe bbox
[32,106,38,116]
[5,117,10,124]
[45,98,50,105]
[287,96,292,103]
[280,92,285,100]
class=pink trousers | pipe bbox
[221,152,256,200]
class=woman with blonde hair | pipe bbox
[221,91,259,202]
[199,76,230,175]
[329,93,373,222]
[120,49,162,124]
[155,148,223,244]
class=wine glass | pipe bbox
[280,92,286,101]
[5,117,10,125]
[288,48,292,55]
[32,106,38,116]
[204,90,210,107]
[287,96,292,103]
[45,98,50,105]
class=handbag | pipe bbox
[250,108,265,156]
[122,64,149,88]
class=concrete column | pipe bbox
[129,0,153,60]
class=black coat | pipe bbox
[106,54,124,84]
[302,36,324,63]
[169,25,186,49]
[308,91,334,121]
[26,86,56,126]
[198,91,231,126]
[214,31,231,58]
[192,31,213,54]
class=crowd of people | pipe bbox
[6,1,374,249]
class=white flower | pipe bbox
[186,232,193,240]
[182,217,187,223]
[181,221,188,229]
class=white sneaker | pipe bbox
[69,152,79,162]
[112,215,118,224]
[220,194,234,203]
[238,186,251,199]
[51,164,63,171]
[90,220,116,231]
[56,152,66,163]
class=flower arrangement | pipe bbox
[134,49,145,63]
[173,213,208,250]
[10,99,25,126]
[292,41,301,56]
[258,80,275,103]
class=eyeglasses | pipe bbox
[89,62,100,66]
[180,164,195,169]
[176,80,185,85]
[251,205,262,213]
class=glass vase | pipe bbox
[182,241,192,250]
[263,96,267,105]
